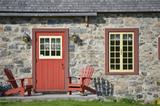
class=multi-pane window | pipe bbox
[39,36,62,59]
[109,33,134,72]
[105,28,139,75]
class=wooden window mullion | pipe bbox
[49,38,51,57]
[120,34,123,71]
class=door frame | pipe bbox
[32,28,69,92]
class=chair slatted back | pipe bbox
[80,65,94,86]
[4,68,18,88]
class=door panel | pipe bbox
[35,31,67,92]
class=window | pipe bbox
[39,36,62,59]
[105,28,139,75]
[158,37,160,59]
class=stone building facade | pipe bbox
[0,13,160,100]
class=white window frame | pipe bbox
[109,32,134,73]
[39,36,62,59]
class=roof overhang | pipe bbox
[0,12,97,17]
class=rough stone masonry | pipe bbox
[0,13,160,101]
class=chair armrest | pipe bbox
[6,78,25,87]
[81,77,92,80]
[68,76,80,84]
[7,77,32,82]
[7,77,32,87]
[7,78,24,82]
[68,76,80,79]
[23,77,32,80]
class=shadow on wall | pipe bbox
[94,77,114,96]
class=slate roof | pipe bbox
[0,0,160,16]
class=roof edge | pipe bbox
[0,12,97,17]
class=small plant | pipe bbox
[119,98,137,104]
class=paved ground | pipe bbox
[0,93,98,101]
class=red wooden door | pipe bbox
[33,29,68,92]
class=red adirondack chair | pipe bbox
[3,68,33,96]
[68,65,96,95]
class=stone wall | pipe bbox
[0,13,160,101]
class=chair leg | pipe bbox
[19,88,25,96]
[80,88,85,95]
[27,89,31,96]
[69,91,72,95]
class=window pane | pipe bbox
[111,41,114,45]
[51,38,55,43]
[40,45,44,50]
[123,46,127,51]
[111,59,115,63]
[123,53,127,57]
[56,38,60,43]
[128,59,132,63]
[116,41,120,45]
[123,41,127,45]
[128,47,132,51]
[110,34,115,39]
[128,40,132,45]
[40,51,44,56]
[128,53,132,57]
[116,53,120,57]
[111,64,115,69]
[116,65,120,70]
[45,38,49,43]
[123,59,127,63]
[128,34,132,40]
[56,51,60,56]
[51,44,55,50]
[128,64,133,69]
[40,38,44,43]
[123,65,127,69]
[116,59,120,63]
[45,51,49,56]
[115,34,120,40]
[56,44,61,51]
[116,47,120,51]
[45,44,50,51]
[123,34,127,40]
[51,51,55,56]
[110,53,115,57]
[110,47,114,51]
